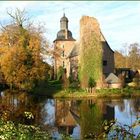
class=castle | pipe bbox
[53,14,114,79]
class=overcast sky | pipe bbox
[0,1,140,51]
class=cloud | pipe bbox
[0,1,140,50]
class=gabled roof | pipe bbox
[105,73,121,84]
[58,111,76,126]
[54,38,76,42]
[100,31,114,53]
[67,31,113,59]
[67,44,79,58]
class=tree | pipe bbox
[0,9,49,91]
[88,77,96,93]
[80,101,103,139]
[114,51,127,68]
[128,43,140,70]
[114,43,140,69]
[79,30,102,89]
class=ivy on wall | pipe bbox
[79,30,102,89]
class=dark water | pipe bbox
[0,90,140,139]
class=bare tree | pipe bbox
[7,8,29,27]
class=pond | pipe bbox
[0,90,140,139]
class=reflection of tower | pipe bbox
[70,99,115,139]
[103,105,115,121]
[55,100,76,135]
[55,99,115,139]
[70,99,115,124]
[53,13,76,79]
[96,99,115,121]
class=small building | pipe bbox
[105,73,122,88]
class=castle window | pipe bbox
[62,51,64,57]
[63,61,65,67]
[61,51,64,57]
[103,60,107,66]
[61,45,64,48]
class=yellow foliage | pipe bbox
[0,24,48,91]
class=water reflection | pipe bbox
[55,99,115,139]
[0,90,48,126]
[0,90,140,139]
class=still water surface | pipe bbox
[0,90,140,139]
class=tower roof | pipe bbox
[57,29,73,40]
[54,13,75,42]
[60,13,68,22]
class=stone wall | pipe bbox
[80,16,100,39]
[101,34,114,76]
[80,16,114,76]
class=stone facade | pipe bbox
[54,14,114,79]
[101,33,114,76]
[54,40,76,78]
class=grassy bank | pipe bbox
[32,80,140,98]
[96,87,140,98]
[51,87,140,98]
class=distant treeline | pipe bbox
[114,43,140,70]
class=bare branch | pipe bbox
[0,22,7,32]
[7,8,29,27]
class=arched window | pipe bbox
[63,61,65,67]
[62,51,64,57]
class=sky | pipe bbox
[0,1,140,51]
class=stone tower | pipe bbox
[80,16,114,76]
[54,13,76,79]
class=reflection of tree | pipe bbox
[80,101,103,139]
[0,90,48,126]
[118,104,125,112]
[116,99,140,114]
[130,99,140,113]
[116,99,125,112]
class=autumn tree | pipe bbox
[114,51,126,68]
[114,43,140,70]
[128,43,140,70]
[0,9,49,91]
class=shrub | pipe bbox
[0,119,50,140]
[88,77,96,88]
[57,66,65,80]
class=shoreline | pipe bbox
[52,92,140,99]
[1,86,140,99]
[32,87,140,99]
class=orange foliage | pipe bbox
[0,24,48,91]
